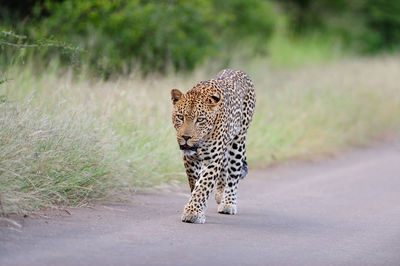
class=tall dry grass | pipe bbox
[1,56,400,214]
[245,56,400,164]
[0,101,117,214]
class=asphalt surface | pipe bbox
[1,141,400,266]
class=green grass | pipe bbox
[1,56,400,215]
[267,33,344,67]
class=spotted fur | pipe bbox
[170,69,256,224]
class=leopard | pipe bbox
[170,69,255,224]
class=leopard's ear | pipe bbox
[171,88,183,105]
[206,92,221,108]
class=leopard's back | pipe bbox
[214,69,256,139]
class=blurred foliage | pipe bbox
[40,0,216,74]
[278,0,400,53]
[363,0,400,52]
[1,0,276,76]
[1,0,400,75]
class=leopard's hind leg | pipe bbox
[217,134,247,215]
[215,152,227,204]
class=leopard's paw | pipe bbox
[181,212,206,224]
[218,203,237,215]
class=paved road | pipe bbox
[1,141,400,266]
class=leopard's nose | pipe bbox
[182,135,192,141]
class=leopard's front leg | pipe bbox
[183,155,201,192]
[181,155,223,224]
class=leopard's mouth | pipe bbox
[179,143,199,152]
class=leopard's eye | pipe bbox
[196,117,205,123]
[176,114,184,121]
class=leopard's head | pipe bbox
[170,84,221,155]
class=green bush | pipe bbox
[25,0,277,75]
[36,0,214,75]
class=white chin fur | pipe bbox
[181,150,196,156]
